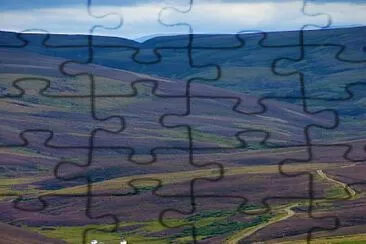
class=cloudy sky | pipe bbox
[0,0,365,40]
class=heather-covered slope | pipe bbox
[0,222,66,244]
[1,27,366,243]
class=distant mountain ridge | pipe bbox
[1,26,365,142]
[1,26,365,100]
[1,26,365,50]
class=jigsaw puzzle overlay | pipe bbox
[0,0,366,243]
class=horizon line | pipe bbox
[0,24,365,43]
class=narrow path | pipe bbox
[341,162,359,168]
[316,169,356,198]
[225,204,298,244]
[226,169,358,244]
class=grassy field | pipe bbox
[47,162,340,195]
[2,161,352,243]
[1,27,366,243]
[27,208,274,243]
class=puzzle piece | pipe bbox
[0,194,119,244]
[306,83,366,161]
[295,83,366,234]
[264,62,365,238]
[263,145,342,242]
[243,201,339,243]
[159,42,340,239]
[0,30,27,48]
[274,44,366,100]
[0,78,123,146]
[87,0,196,64]
[159,196,248,243]
[0,0,122,47]
[87,81,189,163]
[0,130,89,204]
[157,142,346,243]
[0,131,119,244]
[257,8,353,237]
[163,96,336,150]
[259,0,331,48]
[16,29,91,60]
[163,97,265,150]
[1,129,88,187]
[188,39,303,98]
[60,48,218,97]
[159,0,329,48]
[55,146,224,195]
[159,183,337,243]
[304,0,366,62]
[0,41,91,98]
[54,147,224,243]
[87,0,247,71]
[89,0,192,39]
[301,157,366,242]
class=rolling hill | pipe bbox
[0,27,366,243]
[0,222,66,244]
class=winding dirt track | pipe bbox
[227,169,358,244]
[225,204,298,244]
[316,169,357,198]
